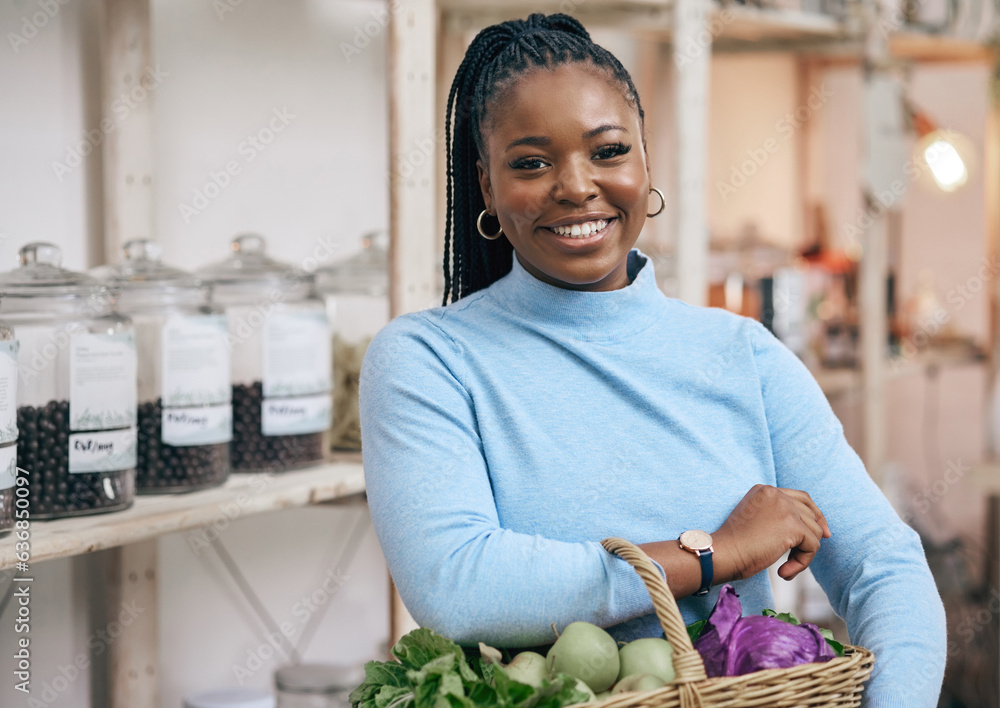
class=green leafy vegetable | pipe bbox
[762,608,845,657]
[350,628,594,708]
[686,620,707,643]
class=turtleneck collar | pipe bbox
[486,249,665,341]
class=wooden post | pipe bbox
[986,59,1000,459]
[99,0,158,703]
[100,0,156,260]
[672,0,710,306]
[858,18,903,485]
[388,0,438,646]
[106,540,158,708]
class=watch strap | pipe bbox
[695,548,713,596]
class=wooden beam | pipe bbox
[858,26,902,485]
[889,32,997,64]
[987,59,1000,459]
[106,540,158,708]
[673,0,711,306]
[388,0,438,645]
[100,0,156,261]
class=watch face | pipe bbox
[680,529,713,552]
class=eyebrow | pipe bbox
[504,124,628,152]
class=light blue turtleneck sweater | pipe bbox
[360,250,945,707]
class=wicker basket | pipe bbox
[587,538,874,708]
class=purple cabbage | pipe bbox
[693,585,836,677]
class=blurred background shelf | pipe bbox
[0,455,365,572]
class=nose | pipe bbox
[552,157,598,206]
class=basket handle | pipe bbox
[601,537,708,684]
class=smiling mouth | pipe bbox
[545,218,613,239]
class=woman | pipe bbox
[360,13,945,706]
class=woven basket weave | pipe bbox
[587,538,874,708]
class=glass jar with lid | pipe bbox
[0,316,18,535]
[275,663,363,708]
[0,242,136,518]
[314,231,388,452]
[94,239,231,492]
[198,234,331,472]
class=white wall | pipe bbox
[0,1,391,707]
[151,0,390,270]
[709,54,802,249]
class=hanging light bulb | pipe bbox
[905,99,974,193]
[919,131,968,192]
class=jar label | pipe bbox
[262,312,331,398]
[261,393,332,436]
[161,315,231,407]
[70,333,137,431]
[69,428,137,473]
[0,445,16,490]
[162,403,233,446]
[0,341,19,445]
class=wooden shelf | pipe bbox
[441,0,850,42]
[0,453,365,571]
[812,345,987,397]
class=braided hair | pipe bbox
[443,13,645,304]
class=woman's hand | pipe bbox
[713,485,831,583]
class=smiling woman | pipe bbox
[476,63,649,291]
[360,12,946,708]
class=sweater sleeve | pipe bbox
[750,322,946,708]
[359,314,657,647]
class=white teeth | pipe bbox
[551,219,608,238]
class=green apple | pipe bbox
[616,637,675,684]
[504,651,549,688]
[612,673,667,694]
[546,622,621,693]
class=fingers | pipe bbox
[778,487,831,538]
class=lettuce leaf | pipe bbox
[351,628,593,708]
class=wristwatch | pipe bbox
[679,530,714,597]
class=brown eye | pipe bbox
[509,157,548,170]
[594,142,631,160]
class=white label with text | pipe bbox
[0,341,18,444]
[69,428,137,474]
[0,445,16,490]
[162,404,233,446]
[261,393,332,436]
[70,333,137,431]
[262,312,331,398]
[162,315,231,406]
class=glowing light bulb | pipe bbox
[921,132,969,192]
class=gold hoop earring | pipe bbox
[477,210,504,240]
[647,187,666,218]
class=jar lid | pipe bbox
[0,242,112,314]
[198,233,312,287]
[183,688,276,708]
[98,239,203,287]
[0,242,104,295]
[92,239,209,309]
[275,663,365,694]
[315,231,388,297]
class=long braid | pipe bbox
[442,13,645,304]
